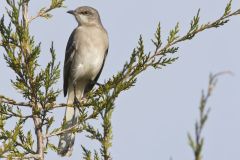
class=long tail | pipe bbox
[58,86,81,157]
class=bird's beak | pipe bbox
[67,10,75,15]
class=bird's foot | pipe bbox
[74,96,83,114]
[73,96,81,107]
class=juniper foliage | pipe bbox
[188,72,232,160]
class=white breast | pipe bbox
[72,25,108,82]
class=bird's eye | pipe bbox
[81,11,89,15]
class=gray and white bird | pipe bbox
[58,6,109,156]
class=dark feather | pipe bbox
[63,29,76,97]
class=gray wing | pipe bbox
[84,48,108,95]
[63,29,76,97]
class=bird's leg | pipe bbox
[73,83,81,107]
[72,83,83,116]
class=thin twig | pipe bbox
[156,9,240,56]
[45,123,84,138]
[28,1,65,23]
[29,7,53,23]
[8,154,40,160]
[22,0,45,159]
[188,71,232,160]
[0,110,32,119]
[0,95,31,107]
[118,8,240,91]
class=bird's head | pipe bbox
[67,6,102,26]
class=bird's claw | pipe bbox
[74,96,81,106]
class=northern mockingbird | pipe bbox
[58,6,109,156]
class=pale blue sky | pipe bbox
[1,0,240,160]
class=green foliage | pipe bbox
[0,0,62,159]
[152,22,162,50]
[187,9,200,39]
[188,72,231,160]
[0,0,239,160]
[224,0,232,16]
[0,109,34,158]
[31,0,65,20]
[82,146,92,160]
[167,23,180,44]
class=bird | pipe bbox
[58,6,109,157]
